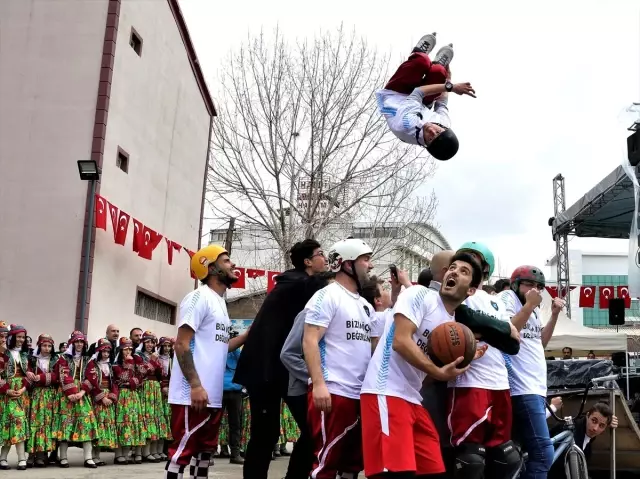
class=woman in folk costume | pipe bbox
[0,323,8,465]
[85,338,118,466]
[158,336,173,461]
[112,337,145,465]
[136,331,169,462]
[0,324,32,470]
[26,333,60,468]
[54,330,98,468]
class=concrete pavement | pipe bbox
[0,449,291,478]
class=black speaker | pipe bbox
[628,129,640,167]
[608,298,625,325]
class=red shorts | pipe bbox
[307,387,363,479]
[166,405,223,467]
[361,393,445,476]
[447,388,512,448]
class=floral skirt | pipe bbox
[139,380,169,441]
[93,388,117,449]
[28,386,59,452]
[115,388,145,447]
[55,382,98,443]
[281,402,300,443]
[163,394,172,441]
[240,396,250,450]
[2,378,29,445]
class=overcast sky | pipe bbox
[181,0,640,278]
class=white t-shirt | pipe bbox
[304,282,374,400]
[371,309,390,339]
[376,88,451,146]
[498,289,547,397]
[449,290,510,390]
[168,285,231,408]
[361,286,453,405]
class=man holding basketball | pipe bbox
[359,252,518,479]
[447,242,522,479]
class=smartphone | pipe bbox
[389,264,398,280]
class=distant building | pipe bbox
[546,250,640,329]
[0,0,214,340]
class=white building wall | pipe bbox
[545,250,629,325]
[87,1,210,340]
[0,0,109,337]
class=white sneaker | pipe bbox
[433,43,454,68]
[413,32,437,54]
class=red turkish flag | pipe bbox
[545,286,558,298]
[578,286,596,308]
[185,248,196,279]
[599,286,614,309]
[231,267,246,289]
[95,194,108,230]
[165,239,183,265]
[114,210,130,246]
[617,286,632,308]
[267,271,280,292]
[247,269,266,279]
[108,202,119,235]
[138,226,163,260]
[132,219,144,253]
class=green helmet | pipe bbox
[458,241,495,278]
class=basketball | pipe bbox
[427,322,476,369]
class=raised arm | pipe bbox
[542,297,565,348]
[455,305,520,355]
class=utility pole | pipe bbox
[224,217,235,254]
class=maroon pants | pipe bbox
[385,52,448,105]
[166,405,223,466]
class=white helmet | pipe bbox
[327,238,373,273]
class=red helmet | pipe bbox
[510,265,545,293]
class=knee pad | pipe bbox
[453,443,485,479]
[485,441,522,478]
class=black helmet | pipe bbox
[426,128,459,161]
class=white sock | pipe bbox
[59,442,69,461]
[82,441,94,462]
[143,443,151,457]
[123,446,131,459]
[134,446,142,457]
[0,445,10,462]
[93,446,101,461]
[16,442,26,462]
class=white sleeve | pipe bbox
[304,287,336,328]
[396,89,427,130]
[498,291,518,317]
[393,286,434,329]
[433,101,451,128]
[178,289,207,332]
[370,310,389,338]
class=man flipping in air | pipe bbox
[377,33,476,160]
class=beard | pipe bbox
[215,268,238,288]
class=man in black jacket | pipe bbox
[233,239,328,479]
[548,402,617,479]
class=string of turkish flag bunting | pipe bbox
[94,194,281,291]
[545,285,632,309]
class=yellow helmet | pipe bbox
[190,245,229,280]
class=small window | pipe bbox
[116,148,129,173]
[129,28,143,56]
[134,289,176,324]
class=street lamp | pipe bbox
[77,159,101,332]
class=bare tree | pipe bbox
[208,26,437,266]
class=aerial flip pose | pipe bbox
[377,33,476,161]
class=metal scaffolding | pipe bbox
[552,174,571,317]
